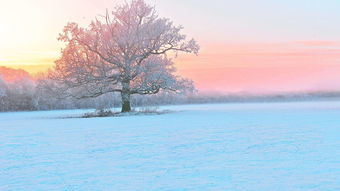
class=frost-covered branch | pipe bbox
[47,0,199,112]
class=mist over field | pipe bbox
[1,0,340,190]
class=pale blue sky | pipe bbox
[1,0,340,92]
[147,0,340,42]
[1,0,340,65]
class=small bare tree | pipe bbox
[50,0,199,112]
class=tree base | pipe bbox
[121,101,131,112]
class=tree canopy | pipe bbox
[49,0,199,112]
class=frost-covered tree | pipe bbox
[0,76,6,98]
[50,0,199,112]
[0,76,7,110]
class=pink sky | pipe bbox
[1,0,340,94]
[175,41,340,93]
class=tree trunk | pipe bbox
[121,81,131,112]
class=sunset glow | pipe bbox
[1,1,340,189]
[2,0,340,93]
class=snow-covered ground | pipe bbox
[1,101,340,191]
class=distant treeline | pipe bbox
[1,74,340,112]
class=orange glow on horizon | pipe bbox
[2,41,340,93]
[174,41,340,93]
[2,1,340,94]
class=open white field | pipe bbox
[1,102,340,191]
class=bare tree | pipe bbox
[0,76,6,97]
[0,76,7,110]
[50,0,199,112]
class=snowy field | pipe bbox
[1,101,340,191]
